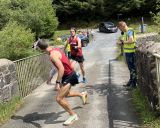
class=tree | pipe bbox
[152,1,160,33]
[0,21,35,60]
[9,0,58,38]
[53,0,159,22]
[0,0,11,30]
[0,0,58,38]
[53,0,106,22]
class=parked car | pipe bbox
[77,34,89,47]
[99,22,118,33]
[60,34,89,47]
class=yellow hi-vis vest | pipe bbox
[123,28,136,53]
[65,41,71,52]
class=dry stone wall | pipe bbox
[0,59,19,103]
[136,33,160,110]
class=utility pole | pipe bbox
[141,17,144,33]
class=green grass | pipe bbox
[54,17,158,39]
[50,25,95,46]
[58,20,99,30]
[54,30,70,39]
[0,96,22,125]
[54,20,100,39]
[47,29,69,46]
[132,88,160,128]
[129,23,158,34]
[124,17,158,34]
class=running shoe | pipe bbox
[82,77,87,83]
[63,114,79,126]
[76,72,80,78]
[81,91,88,105]
[123,81,131,87]
[126,85,137,91]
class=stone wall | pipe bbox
[137,33,159,45]
[136,33,160,110]
[0,59,19,103]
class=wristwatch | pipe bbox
[56,81,60,84]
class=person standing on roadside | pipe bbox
[117,21,137,90]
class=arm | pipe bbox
[64,39,69,51]
[123,30,134,44]
[117,36,123,45]
[76,37,81,48]
[123,36,134,44]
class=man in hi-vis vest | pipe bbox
[117,21,137,90]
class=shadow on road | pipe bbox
[11,106,82,128]
[83,59,141,128]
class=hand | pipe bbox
[46,79,52,85]
[74,46,78,49]
[117,41,122,45]
[54,83,60,91]
[46,80,51,85]
[120,40,124,44]
[73,46,78,52]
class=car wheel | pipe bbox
[114,29,118,33]
[99,27,103,32]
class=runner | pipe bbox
[64,27,87,83]
[33,39,88,126]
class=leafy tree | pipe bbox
[152,1,160,33]
[0,0,11,29]
[104,0,146,18]
[9,0,58,38]
[53,0,159,22]
[0,0,58,38]
[53,0,104,22]
[0,21,35,60]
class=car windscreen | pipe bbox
[104,22,114,27]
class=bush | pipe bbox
[0,0,11,30]
[153,12,160,34]
[9,0,58,38]
[0,21,35,60]
[152,1,160,34]
[0,0,58,38]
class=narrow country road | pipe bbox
[1,30,141,128]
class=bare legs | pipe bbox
[56,84,83,115]
[70,60,85,78]
[79,62,85,78]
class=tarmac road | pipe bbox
[1,30,141,128]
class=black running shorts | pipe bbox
[62,72,79,86]
[70,55,84,63]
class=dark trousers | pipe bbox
[125,52,137,87]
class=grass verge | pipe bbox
[124,17,158,33]
[54,30,70,39]
[0,96,22,125]
[132,88,160,128]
